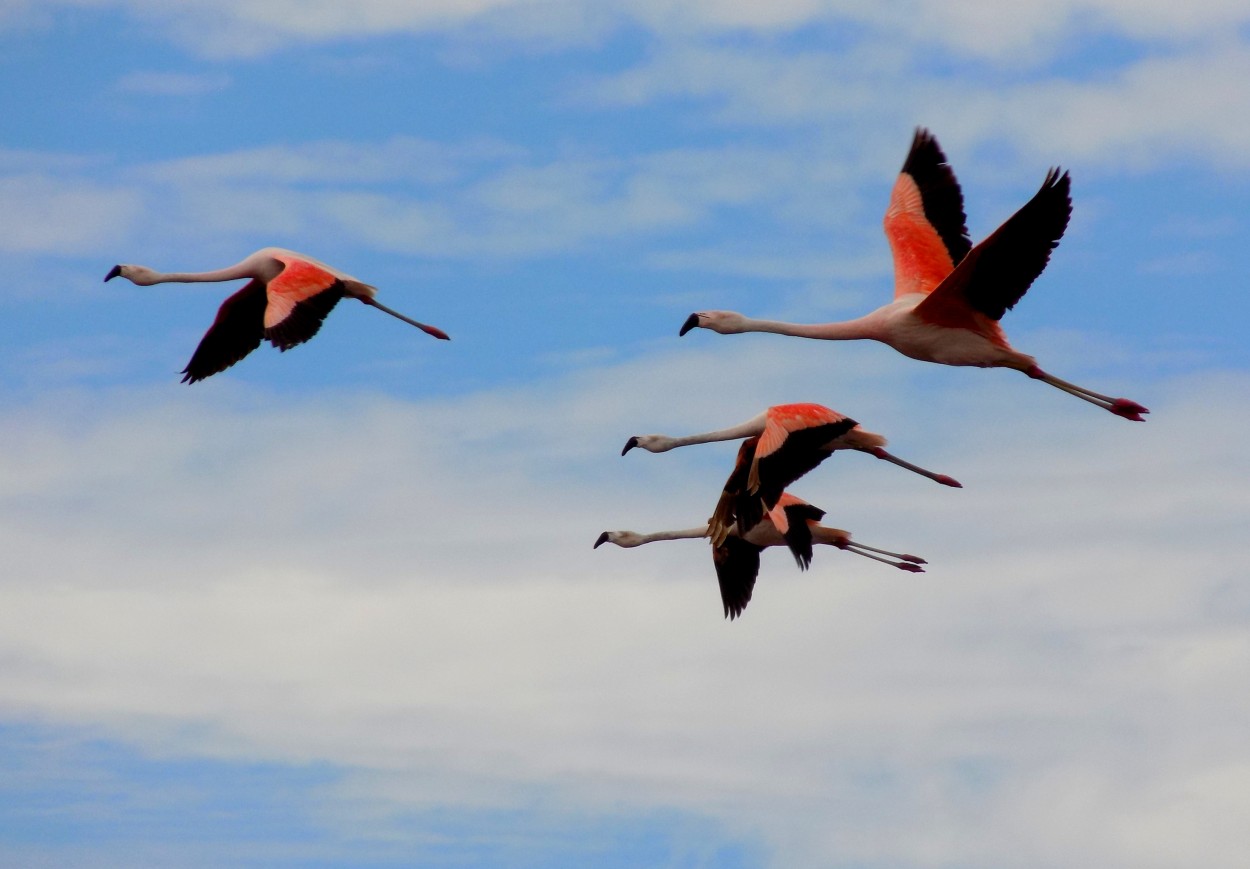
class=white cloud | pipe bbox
[96,0,601,57]
[8,137,867,267]
[0,338,1245,866]
[15,0,1247,56]
[137,137,519,187]
[10,0,1250,61]
[952,44,1250,169]
[845,0,1250,62]
[0,174,142,255]
[574,43,893,124]
[579,39,1250,172]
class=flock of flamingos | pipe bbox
[106,129,1148,620]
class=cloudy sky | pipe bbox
[2,1,1248,866]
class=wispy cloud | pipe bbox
[0,174,141,256]
[3,138,867,267]
[955,44,1250,168]
[16,1,1250,60]
[578,39,1250,171]
[2,3,1245,866]
[0,345,1243,866]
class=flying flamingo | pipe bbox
[621,404,963,512]
[105,247,449,383]
[679,129,1148,421]
[594,491,925,620]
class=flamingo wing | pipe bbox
[181,280,268,383]
[712,535,762,620]
[751,406,858,511]
[916,168,1071,324]
[780,500,825,570]
[710,438,761,547]
[885,128,971,299]
[263,258,347,351]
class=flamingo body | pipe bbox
[679,130,1148,421]
[105,247,449,383]
[853,296,1022,366]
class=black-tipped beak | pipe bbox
[679,313,700,336]
[593,532,609,549]
[621,436,638,456]
[104,265,122,282]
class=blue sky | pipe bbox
[2,2,1248,867]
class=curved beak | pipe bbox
[679,313,700,336]
[621,436,638,456]
[593,532,610,549]
[104,265,122,282]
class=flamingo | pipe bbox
[105,247,449,383]
[679,129,1148,421]
[621,404,963,508]
[594,491,925,620]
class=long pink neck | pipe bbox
[737,315,878,341]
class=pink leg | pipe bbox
[1025,366,1149,421]
[836,540,927,572]
[865,447,962,488]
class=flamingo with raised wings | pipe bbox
[595,490,925,620]
[679,129,1148,421]
[106,247,449,383]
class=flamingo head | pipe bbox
[594,530,646,549]
[621,435,676,455]
[680,311,747,336]
[104,264,160,286]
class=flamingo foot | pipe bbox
[1110,398,1149,421]
[935,474,963,488]
[900,554,927,564]
[897,563,925,573]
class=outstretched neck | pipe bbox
[134,252,281,286]
[641,526,711,544]
[739,315,877,341]
[670,412,768,448]
[150,266,254,284]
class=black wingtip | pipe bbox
[790,551,813,572]
[621,436,638,456]
[902,127,947,174]
[104,265,121,282]
[593,532,609,549]
[679,313,699,336]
